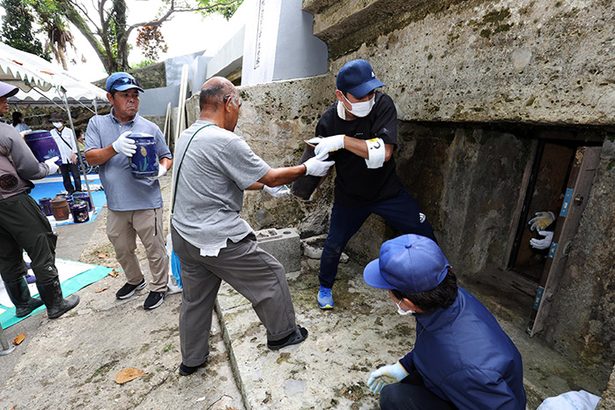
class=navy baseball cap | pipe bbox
[336,59,384,98]
[363,234,450,295]
[0,81,19,98]
[105,72,144,93]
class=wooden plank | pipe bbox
[528,146,602,336]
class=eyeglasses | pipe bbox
[223,94,242,108]
[109,77,140,91]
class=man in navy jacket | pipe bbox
[364,234,526,409]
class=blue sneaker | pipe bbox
[317,286,334,309]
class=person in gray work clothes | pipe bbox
[0,80,79,320]
[85,72,173,310]
[171,76,334,376]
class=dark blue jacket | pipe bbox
[399,288,526,409]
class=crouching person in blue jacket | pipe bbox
[363,234,526,410]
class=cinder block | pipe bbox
[255,228,301,273]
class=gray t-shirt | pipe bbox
[0,123,49,200]
[171,120,271,256]
[85,111,172,211]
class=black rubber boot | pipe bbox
[36,278,80,319]
[4,277,44,318]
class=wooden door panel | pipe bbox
[527,146,601,336]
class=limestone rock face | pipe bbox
[599,364,615,410]
[312,0,615,125]
[184,76,336,237]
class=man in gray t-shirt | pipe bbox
[85,72,172,311]
[171,76,334,376]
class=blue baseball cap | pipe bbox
[363,234,450,295]
[105,72,144,93]
[336,59,384,98]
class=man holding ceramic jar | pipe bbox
[85,72,172,310]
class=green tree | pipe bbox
[0,0,49,60]
[25,0,243,74]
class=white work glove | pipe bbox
[307,135,345,159]
[303,156,335,177]
[263,185,291,198]
[111,131,136,157]
[367,362,409,394]
[530,230,554,250]
[44,156,59,175]
[147,165,167,180]
[528,211,555,232]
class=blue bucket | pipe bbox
[129,133,159,178]
[24,130,61,165]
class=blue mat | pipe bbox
[29,175,106,225]
[0,263,111,328]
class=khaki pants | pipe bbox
[107,208,168,292]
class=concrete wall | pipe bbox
[205,27,244,81]
[242,0,328,86]
[600,364,615,410]
[132,62,167,89]
[139,86,179,117]
[308,0,615,125]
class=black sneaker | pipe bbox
[178,359,207,376]
[267,326,308,350]
[115,279,146,300]
[143,291,165,310]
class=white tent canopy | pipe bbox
[0,41,107,102]
[0,41,106,208]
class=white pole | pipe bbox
[169,64,190,228]
[163,102,172,148]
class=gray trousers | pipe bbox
[172,226,297,367]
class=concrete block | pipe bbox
[255,227,301,273]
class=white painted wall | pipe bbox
[241,0,328,86]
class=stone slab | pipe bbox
[216,257,418,410]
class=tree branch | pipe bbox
[125,0,241,36]
[66,0,103,34]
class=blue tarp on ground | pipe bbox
[0,261,111,328]
[29,174,106,225]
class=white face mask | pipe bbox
[397,300,415,316]
[341,93,375,118]
[52,122,63,129]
